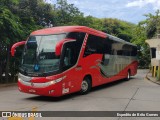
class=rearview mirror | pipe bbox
[55,38,76,56]
[11,41,26,56]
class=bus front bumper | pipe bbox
[18,78,63,97]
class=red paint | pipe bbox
[31,26,106,38]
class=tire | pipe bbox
[125,71,130,81]
[79,77,91,95]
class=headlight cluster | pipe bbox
[18,75,66,88]
[47,76,66,85]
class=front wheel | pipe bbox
[79,77,91,95]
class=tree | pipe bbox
[101,18,135,42]
[0,6,23,82]
[131,10,160,68]
[54,0,83,25]
[139,10,160,38]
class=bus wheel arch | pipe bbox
[79,75,92,95]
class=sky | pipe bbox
[46,0,160,24]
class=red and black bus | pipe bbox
[11,26,138,97]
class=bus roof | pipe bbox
[31,26,106,38]
[107,34,137,47]
[31,26,136,47]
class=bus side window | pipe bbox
[67,32,85,59]
[62,42,76,70]
[83,34,104,57]
[63,48,72,66]
[131,46,137,56]
[61,32,86,71]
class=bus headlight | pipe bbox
[49,81,56,85]
[48,76,66,85]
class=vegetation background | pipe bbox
[0,0,160,83]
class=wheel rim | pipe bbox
[128,72,130,79]
[81,80,88,92]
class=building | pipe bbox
[145,33,160,77]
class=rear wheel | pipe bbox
[79,77,91,95]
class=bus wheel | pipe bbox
[79,77,91,95]
[125,71,130,81]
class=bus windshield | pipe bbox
[20,34,66,76]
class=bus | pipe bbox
[11,26,138,97]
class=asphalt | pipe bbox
[0,83,17,88]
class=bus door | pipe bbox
[60,40,83,94]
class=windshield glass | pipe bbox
[20,34,66,76]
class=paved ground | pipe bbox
[0,69,160,120]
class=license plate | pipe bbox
[29,89,36,93]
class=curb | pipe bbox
[145,70,160,85]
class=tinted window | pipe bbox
[84,34,137,57]
[66,32,85,43]
[61,32,85,71]
[84,35,105,57]
[151,48,156,58]
[120,44,131,56]
[123,50,131,56]
[117,50,123,55]
[67,32,85,58]
[104,37,113,54]
[131,46,137,56]
[61,42,77,70]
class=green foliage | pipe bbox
[54,0,83,25]
[101,18,135,42]
[137,44,150,69]
[140,10,160,38]
[0,5,24,82]
[0,7,23,43]
[131,10,160,68]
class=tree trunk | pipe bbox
[0,64,2,83]
[0,45,2,82]
[5,45,10,83]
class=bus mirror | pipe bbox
[55,41,62,56]
[55,38,76,56]
[11,41,26,56]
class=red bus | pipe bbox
[11,26,138,97]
